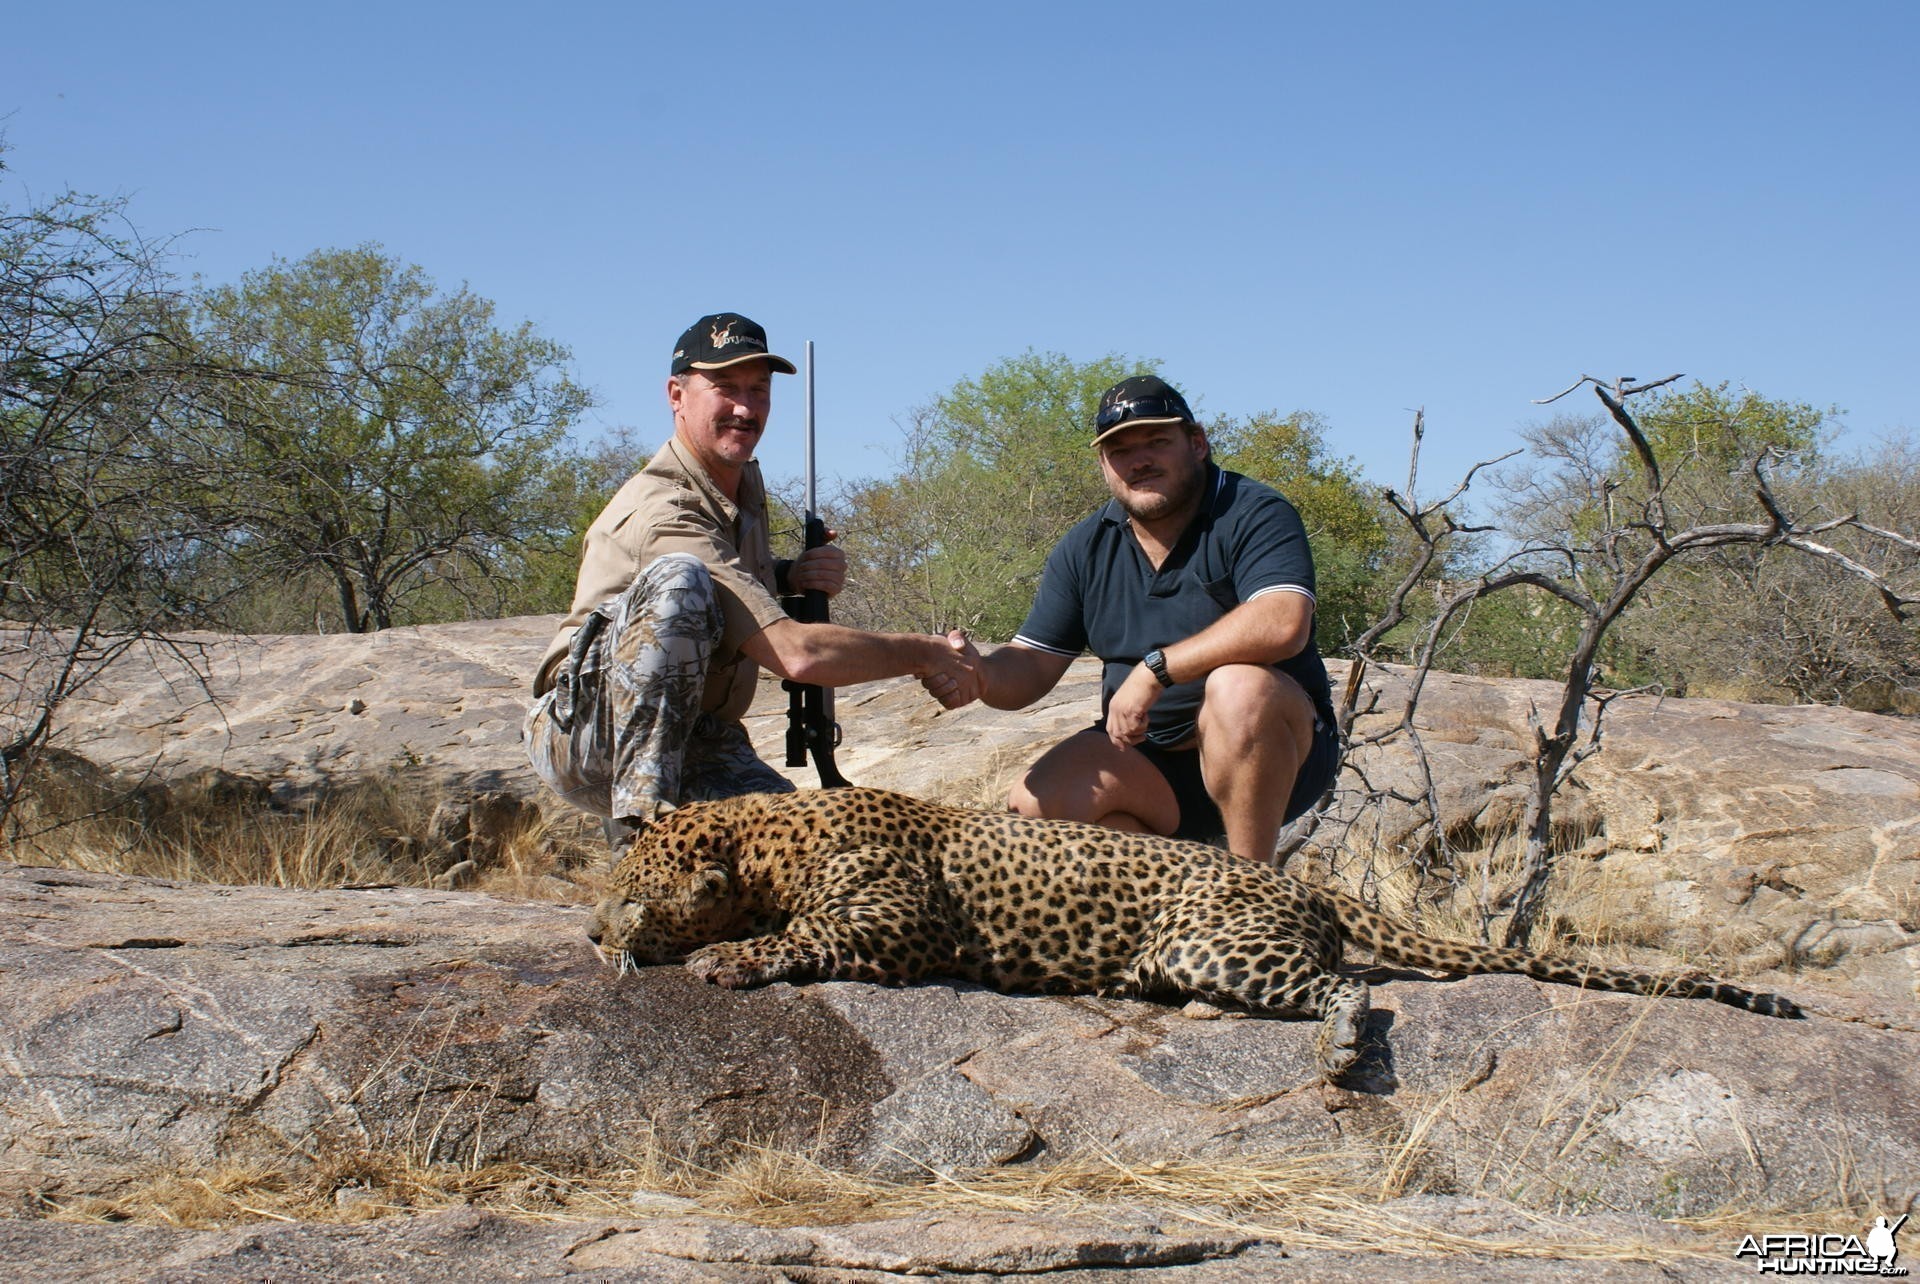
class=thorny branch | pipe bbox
[1274,409,1514,900]
[1495,378,1916,946]
[1282,377,1918,953]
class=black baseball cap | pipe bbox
[1092,375,1196,446]
[670,312,797,376]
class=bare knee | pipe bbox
[1006,776,1047,819]
[1008,770,1099,822]
[1004,730,1179,833]
[1199,665,1307,745]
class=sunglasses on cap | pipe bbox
[1096,396,1192,434]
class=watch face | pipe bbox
[1146,649,1173,687]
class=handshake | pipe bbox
[919,628,986,710]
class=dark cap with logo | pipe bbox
[670,313,798,376]
[1093,374,1196,445]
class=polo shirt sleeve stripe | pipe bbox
[1009,634,1081,657]
[1249,583,1316,604]
[1218,480,1317,606]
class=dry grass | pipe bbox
[1302,816,1808,987]
[470,805,604,902]
[955,742,1038,811]
[686,1143,1729,1263]
[43,1128,1901,1266]
[0,757,600,902]
[32,1137,1746,1265]
[33,1041,1899,1265]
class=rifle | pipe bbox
[781,340,851,788]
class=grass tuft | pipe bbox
[2,757,599,900]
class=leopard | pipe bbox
[587,787,1802,1081]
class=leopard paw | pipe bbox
[685,944,771,989]
[1315,1023,1362,1081]
[1314,979,1370,1082]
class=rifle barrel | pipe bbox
[804,339,817,519]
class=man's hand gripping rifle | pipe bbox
[781,341,850,788]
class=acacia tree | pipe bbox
[195,246,591,632]
[1,171,240,830]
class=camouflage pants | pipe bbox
[524,553,792,823]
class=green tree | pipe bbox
[496,425,654,619]
[1633,380,1828,471]
[195,246,591,632]
[1211,410,1393,651]
[835,351,1389,648]
[837,351,1144,638]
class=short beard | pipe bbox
[1115,456,1205,523]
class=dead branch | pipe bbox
[1594,383,1665,509]
[1534,372,1685,406]
[1848,519,1920,557]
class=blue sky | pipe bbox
[7,1,1915,499]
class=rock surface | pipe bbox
[6,616,1919,1275]
[4,860,1911,1277]
[2,860,1914,1197]
[0,1202,1756,1282]
[29,616,1920,1001]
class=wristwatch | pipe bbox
[1142,648,1175,688]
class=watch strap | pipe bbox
[1143,649,1175,688]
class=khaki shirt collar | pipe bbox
[648,437,765,526]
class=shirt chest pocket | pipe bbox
[1174,532,1238,612]
[1144,572,1239,637]
[1199,572,1239,612]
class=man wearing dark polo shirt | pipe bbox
[964,375,1341,864]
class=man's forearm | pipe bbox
[749,619,951,688]
[978,643,1070,710]
[1156,594,1313,685]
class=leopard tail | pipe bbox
[1318,888,1802,1020]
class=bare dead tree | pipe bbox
[1274,409,1515,898]
[1286,383,1917,952]
[1453,374,1917,946]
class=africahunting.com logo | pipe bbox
[1736,1215,1907,1274]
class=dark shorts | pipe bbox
[1132,714,1342,842]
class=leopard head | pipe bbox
[587,804,745,966]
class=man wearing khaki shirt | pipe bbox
[525,313,979,856]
